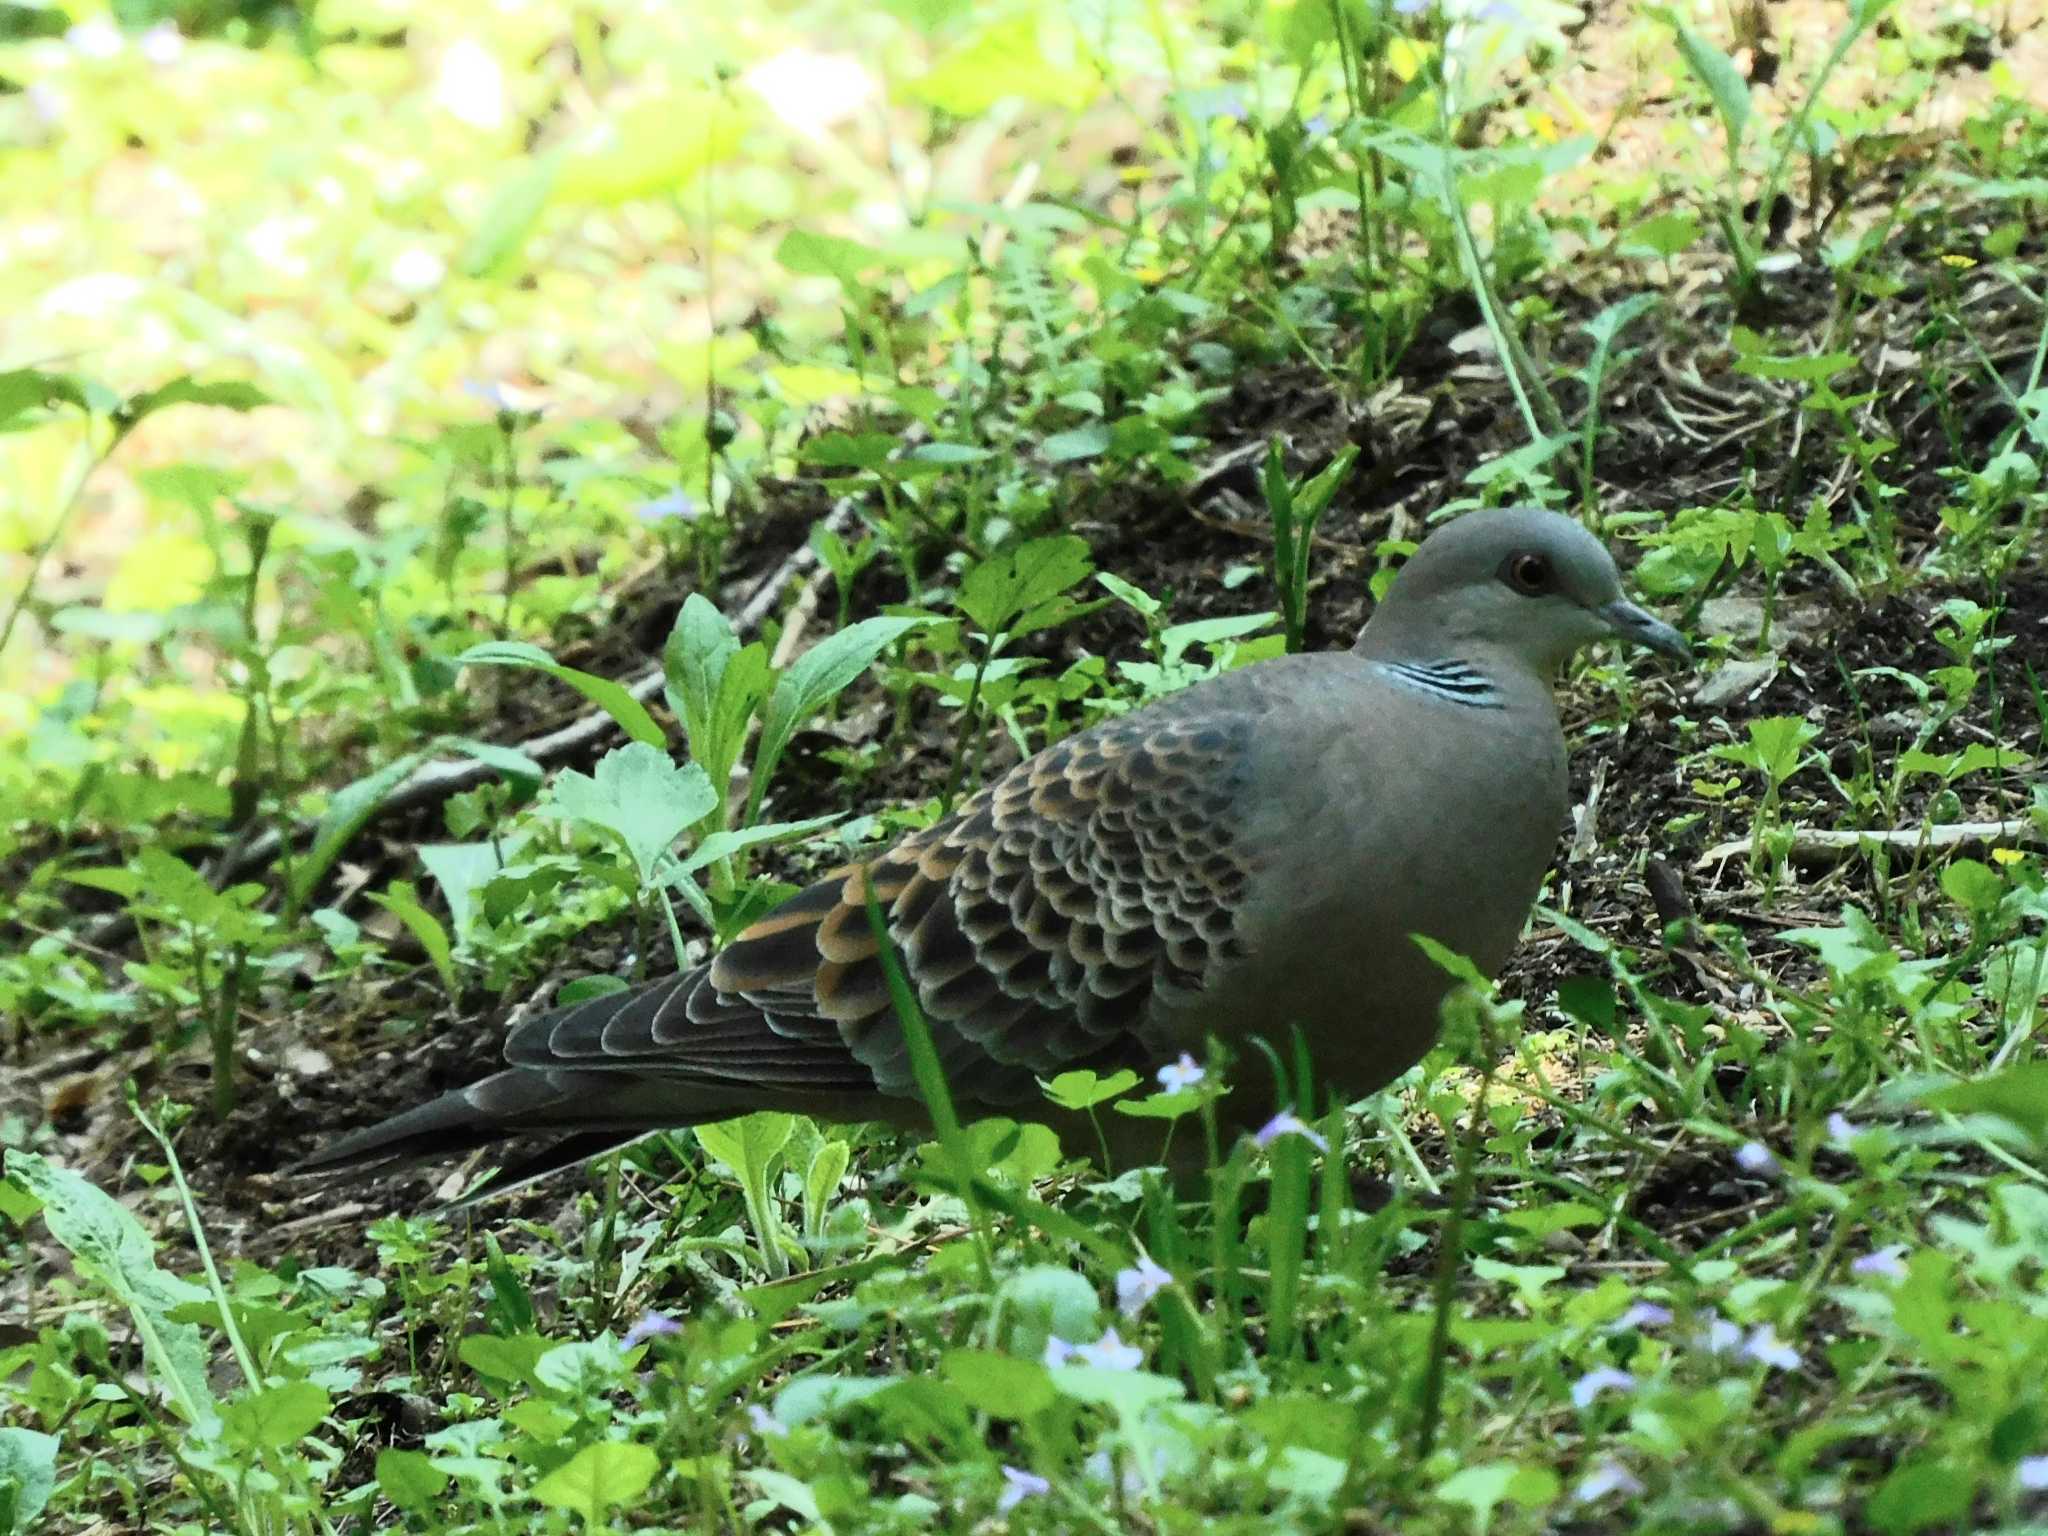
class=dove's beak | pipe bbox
[1597,599,1692,663]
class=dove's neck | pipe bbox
[1365,657,1505,710]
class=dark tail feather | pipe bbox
[290,1069,569,1177]
[290,1068,761,1199]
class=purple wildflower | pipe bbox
[999,1466,1051,1511]
[1695,1318,1743,1356]
[1575,1460,1646,1502]
[1741,1324,1801,1371]
[1254,1109,1329,1154]
[1850,1245,1908,1281]
[1116,1254,1173,1319]
[1570,1366,1637,1409]
[636,489,700,523]
[1156,1052,1204,1092]
[1074,1327,1144,1371]
[1734,1141,1780,1176]
[621,1312,681,1349]
[1615,1301,1674,1330]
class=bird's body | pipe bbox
[300,507,1686,1195]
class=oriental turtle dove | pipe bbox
[301,506,1687,1195]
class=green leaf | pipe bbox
[119,376,270,427]
[681,814,841,877]
[1042,424,1112,462]
[539,743,718,885]
[1660,13,1751,152]
[1049,1366,1183,1417]
[555,94,741,204]
[417,841,508,937]
[458,1332,549,1390]
[696,1113,796,1186]
[1555,975,1618,1035]
[463,156,559,277]
[366,880,458,997]
[0,1428,59,1535]
[801,430,896,471]
[1921,1063,2048,1144]
[531,1440,659,1521]
[1865,1456,1974,1536]
[1435,1461,1561,1534]
[751,616,925,823]
[776,229,883,289]
[1941,858,2005,916]
[910,17,1095,115]
[662,595,772,806]
[219,1380,330,1451]
[956,536,1094,637]
[457,641,665,748]
[375,1449,450,1514]
[291,752,427,911]
[997,1265,1099,1362]
[1,1153,216,1428]
[1040,1069,1140,1111]
[0,368,93,430]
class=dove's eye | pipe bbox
[1502,552,1554,595]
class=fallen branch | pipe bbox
[1694,818,2043,869]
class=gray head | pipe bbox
[1355,507,1689,674]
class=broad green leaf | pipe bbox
[219,1380,331,1451]
[531,1440,658,1521]
[750,616,925,823]
[457,641,665,748]
[996,1264,1099,1361]
[1435,1461,1561,1534]
[663,595,770,801]
[941,1350,1055,1418]
[803,1136,850,1238]
[375,1449,450,1514]
[1554,975,1618,1035]
[0,368,93,430]
[1,1153,216,1428]
[458,1332,549,1390]
[1941,858,2004,915]
[1865,1455,1973,1536]
[1922,1063,2048,1144]
[555,94,742,203]
[0,1428,59,1535]
[1040,1069,1140,1111]
[1042,424,1111,462]
[538,743,717,885]
[910,17,1095,115]
[800,430,895,471]
[776,229,883,290]
[697,1113,797,1186]
[417,841,508,936]
[1049,1366,1183,1417]
[956,536,1094,636]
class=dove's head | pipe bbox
[1357,506,1690,676]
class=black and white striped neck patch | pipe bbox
[1370,658,1505,710]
